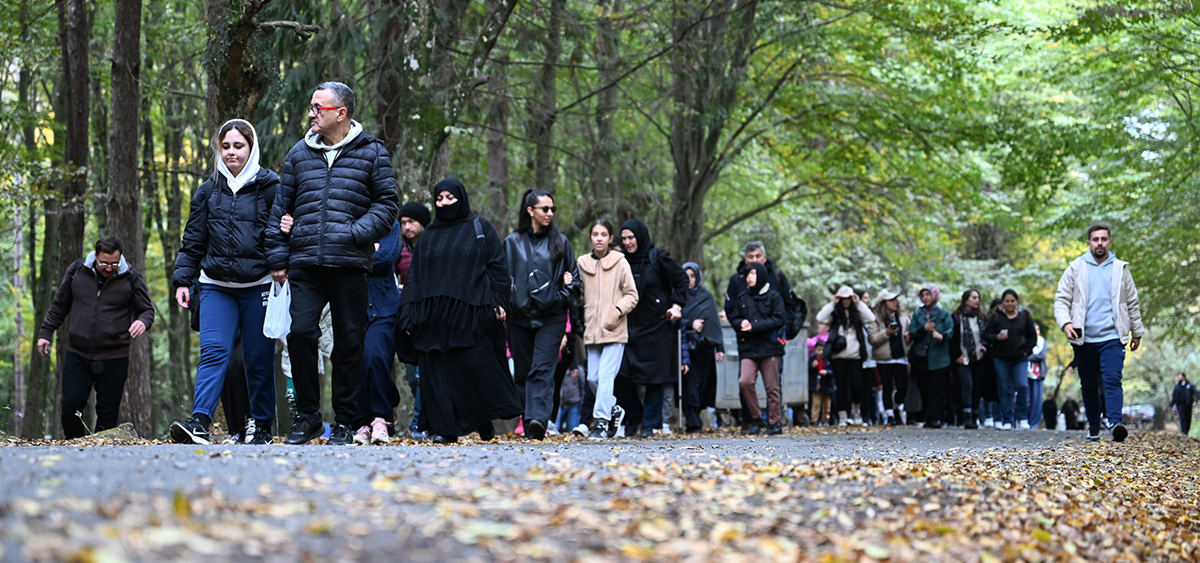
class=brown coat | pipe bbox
[577,250,639,345]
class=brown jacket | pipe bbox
[577,250,639,345]
[38,253,155,361]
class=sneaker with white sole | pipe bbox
[589,420,609,441]
[1112,423,1128,442]
[1087,423,1101,442]
[608,405,626,439]
[370,417,390,444]
[571,424,589,437]
[1017,420,1031,430]
[353,425,371,445]
[999,422,1013,430]
[170,417,211,445]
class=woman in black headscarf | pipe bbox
[397,178,523,443]
[615,219,690,437]
[681,262,724,433]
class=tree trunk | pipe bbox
[484,55,511,231]
[108,0,151,439]
[14,0,37,437]
[526,0,567,194]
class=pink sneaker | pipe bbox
[370,417,390,444]
[514,416,525,436]
[353,425,370,445]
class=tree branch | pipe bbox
[258,20,321,40]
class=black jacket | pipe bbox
[174,169,280,287]
[982,309,1036,359]
[38,254,156,361]
[1172,381,1197,410]
[266,133,399,271]
[724,281,786,359]
[504,229,580,326]
[732,258,806,339]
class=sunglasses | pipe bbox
[532,206,556,213]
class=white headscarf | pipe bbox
[216,119,261,194]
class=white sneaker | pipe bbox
[983,418,995,428]
[546,426,559,436]
[1017,420,1031,430]
[1000,422,1013,431]
[571,424,588,437]
[660,424,672,435]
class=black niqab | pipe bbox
[621,218,653,265]
[433,178,471,223]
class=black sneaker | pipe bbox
[589,420,609,441]
[765,424,783,436]
[170,417,211,445]
[525,419,547,440]
[1112,423,1128,442]
[639,426,655,439]
[285,416,322,445]
[740,421,764,435]
[327,423,353,445]
[247,423,273,445]
[478,422,495,441]
[432,434,458,444]
[607,405,626,438]
[1087,423,1101,442]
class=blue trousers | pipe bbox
[355,315,400,427]
[556,405,581,433]
[1027,378,1045,427]
[993,356,1029,425]
[1074,339,1125,427]
[193,283,276,425]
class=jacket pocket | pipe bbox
[601,306,622,332]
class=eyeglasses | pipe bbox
[96,261,118,268]
[533,206,556,213]
[308,105,343,115]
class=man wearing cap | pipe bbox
[395,201,430,438]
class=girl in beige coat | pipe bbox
[577,219,639,439]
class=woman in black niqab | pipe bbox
[397,178,522,442]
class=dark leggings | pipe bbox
[957,361,985,415]
[877,363,907,411]
[831,358,865,413]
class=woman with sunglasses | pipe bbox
[504,189,581,440]
[170,119,280,445]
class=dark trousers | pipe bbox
[287,266,368,425]
[830,358,864,413]
[220,338,252,436]
[1181,407,1193,435]
[1074,339,1125,427]
[914,357,948,424]
[682,343,715,431]
[355,315,400,427]
[508,320,567,424]
[61,351,128,439]
[614,376,664,435]
[403,363,421,432]
[957,361,985,417]
[878,363,908,411]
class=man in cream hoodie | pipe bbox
[1053,224,1144,443]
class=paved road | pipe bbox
[0,428,1085,562]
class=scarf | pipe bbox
[681,262,723,349]
[215,119,261,194]
[620,218,654,266]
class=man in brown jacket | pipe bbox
[37,235,155,439]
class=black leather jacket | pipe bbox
[504,229,580,326]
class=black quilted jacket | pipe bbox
[266,132,399,271]
[173,169,279,287]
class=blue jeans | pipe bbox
[1074,339,1125,427]
[1027,378,1045,427]
[556,405,581,433]
[404,363,421,432]
[355,315,400,427]
[193,283,276,424]
[993,356,1029,425]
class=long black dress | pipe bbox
[681,262,724,431]
[397,179,522,437]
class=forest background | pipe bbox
[1,0,1199,439]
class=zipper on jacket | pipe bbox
[320,160,331,264]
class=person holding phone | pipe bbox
[982,289,1036,431]
[868,289,910,425]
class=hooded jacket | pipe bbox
[732,258,806,339]
[577,249,639,345]
[266,124,399,272]
[38,252,156,361]
[1053,252,1144,346]
[724,264,786,359]
[174,167,280,288]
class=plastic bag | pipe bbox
[263,280,292,339]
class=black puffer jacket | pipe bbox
[724,280,786,359]
[174,169,279,287]
[266,133,399,271]
[504,229,580,326]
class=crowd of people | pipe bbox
[34,82,1148,445]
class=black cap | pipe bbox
[398,201,431,227]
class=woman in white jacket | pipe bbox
[816,285,876,426]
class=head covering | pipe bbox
[877,289,900,301]
[680,261,723,349]
[682,262,702,288]
[620,218,653,264]
[921,284,940,311]
[834,285,855,299]
[432,178,471,223]
[399,201,432,227]
[746,263,769,292]
[216,119,261,194]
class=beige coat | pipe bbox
[1053,253,1144,346]
[577,250,639,345]
[868,311,910,361]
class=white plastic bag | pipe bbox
[263,280,292,339]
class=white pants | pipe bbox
[587,343,625,422]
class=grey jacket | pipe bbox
[1053,253,1144,346]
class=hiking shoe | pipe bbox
[328,424,353,445]
[285,416,322,445]
[170,417,211,445]
[525,419,547,440]
[478,422,495,441]
[247,425,273,445]
[1087,423,1101,442]
[571,424,589,438]
[608,405,626,439]
[589,420,609,441]
[1112,423,1128,442]
[353,425,371,445]
[765,424,783,436]
[370,418,391,444]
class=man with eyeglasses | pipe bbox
[266,81,399,445]
[1054,224,1145,443]
[36,235,155,439]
